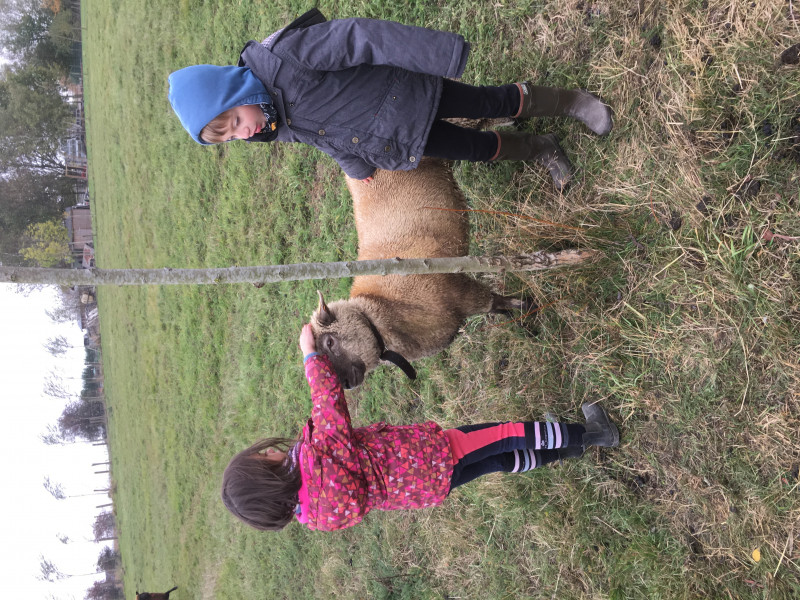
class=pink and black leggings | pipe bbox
[445,421,586,490]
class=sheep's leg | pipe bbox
[490,293,535,316]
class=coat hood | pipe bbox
[168,64,272,145]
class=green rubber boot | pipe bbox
[515,83,613,136]
[493,131,572,191]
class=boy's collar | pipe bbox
[245,102,280,143]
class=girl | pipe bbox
[221,325,620,532]
[169,10,613,191]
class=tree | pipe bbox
[85,347,102,363]
[0,170,72,266]
[44,374,72,398]
[37,553,101,581]
[82,372,104,398]
[44,371,103,403]
[95,546,119,571]
[82,364,102,381]
[46,8,76,67]
[20,220,71,267]
[0,63,74,174]
[43,476,66,500]
[92,512,116,542]
[46,301,79,323]
[44,334,75,357]
[0,0,75,75]
[0,0,53,54]
[0,250,600,286]
[43,390,107,445]
[57,399,105,441]
[40,424,67,445]
[44,475,107,498]
[86,580,122,600]
[41,423,99,445]
[45,285,84,323]
[38,555,66,582]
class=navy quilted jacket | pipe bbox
[239,17,471,179]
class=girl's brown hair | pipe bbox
[221,437,302,531]
[199,109,234,144]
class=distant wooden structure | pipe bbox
[63,101,87,179]
[63,205,94,267]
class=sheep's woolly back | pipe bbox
[310,158,496,386]
[346,158,470,261]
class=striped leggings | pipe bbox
[445,421,586,490]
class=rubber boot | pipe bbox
[556,445,586,465]
[543,412,587,464]
[493,131,572,191]
[581,402,620,449]
[515,83,613,136]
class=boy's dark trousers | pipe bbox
[423,79,521,162]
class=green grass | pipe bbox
[83,0,800,598]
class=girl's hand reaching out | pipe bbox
[299,323,317,356]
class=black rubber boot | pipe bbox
[556,445,586,466]
[514,83,613,136]
[581,402,620,449]
[543,412,587,464]
[493,131,572,191]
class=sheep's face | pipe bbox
[310,293,383,389]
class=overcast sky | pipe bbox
[1,284,111,599]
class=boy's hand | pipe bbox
[361,176,373,184]
[299,324,317,356]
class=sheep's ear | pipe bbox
[316,290,335,326]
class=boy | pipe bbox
[168,10,612,190]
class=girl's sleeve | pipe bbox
[302,354,369,531]
[277,18,470,79]
[304,354,355,450]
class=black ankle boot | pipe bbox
[581,402,620,449]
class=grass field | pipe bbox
[83,0,800,598]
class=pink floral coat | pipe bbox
[296,355,454,531]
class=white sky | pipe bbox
[1,284,111,599]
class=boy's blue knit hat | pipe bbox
[168,65,273,145]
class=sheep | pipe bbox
[136,586,178,600]
[310,157,531,389]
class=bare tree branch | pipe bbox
[43,476,66,500]
[37,555,66,581]
[43,335,73,357]
[0,250,600,286]
[43,374,72,399]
